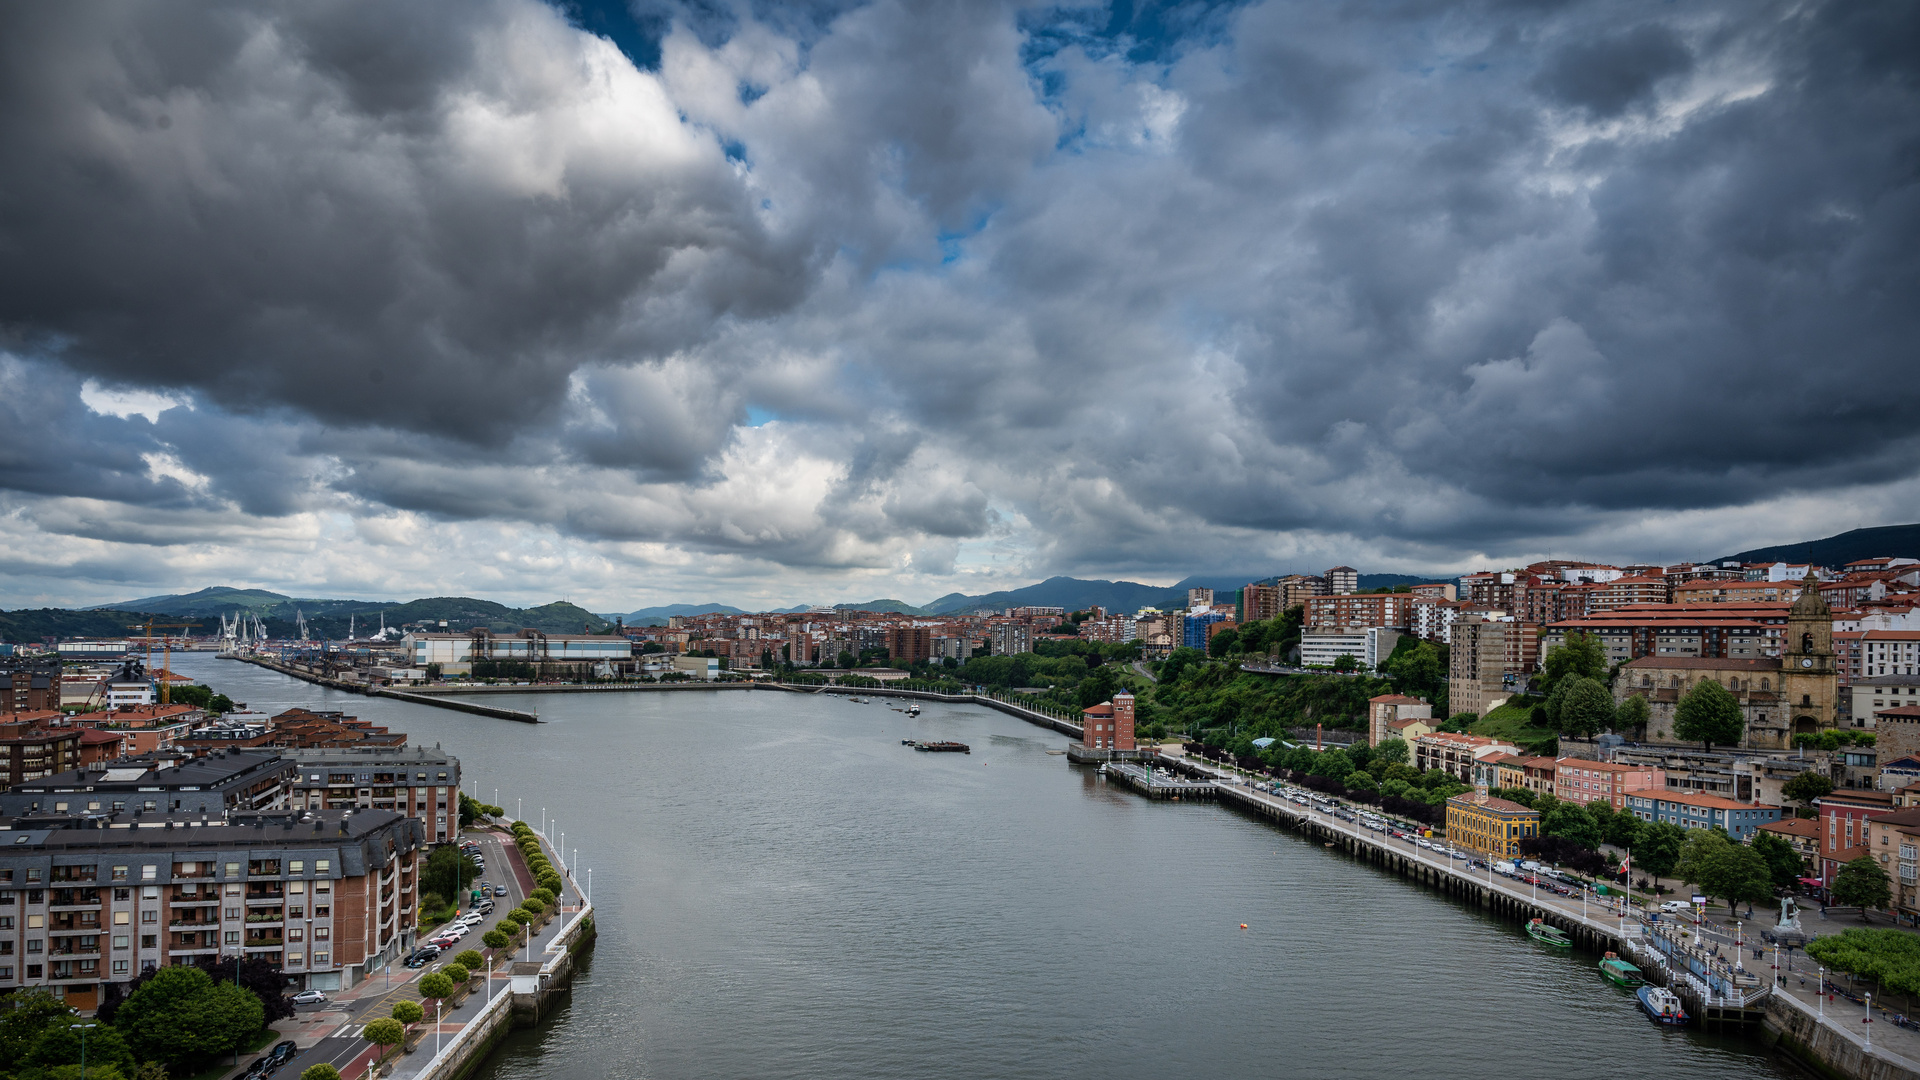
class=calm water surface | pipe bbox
[174,655,1796,1079]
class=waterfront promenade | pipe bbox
[239,823,591,1080]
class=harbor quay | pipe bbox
[1101,748,1920,1080]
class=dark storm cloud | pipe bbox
[0,1,811,450]
[4,0,1920,602]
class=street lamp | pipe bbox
[1820,966,1826,1017]
[69,1024,95,1080]
[1866,991,1874,1052]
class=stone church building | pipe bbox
[1613,573,1838,751]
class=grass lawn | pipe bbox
[175,1029,281,1080]
[1470,701,1558,752]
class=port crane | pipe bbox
[125,620,201,705]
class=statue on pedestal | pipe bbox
[1777,895,1803,934]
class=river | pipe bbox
[169,654,1795,1079]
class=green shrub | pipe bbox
[507,907,532,925]
[538,875,563,896]
[520,896,544,914]
[303,1066,344,1080]
[529,888,555,905]
[417,973,455,1000]
[482,930,510,949]
[494,921,520,938]
[455,949,485,971]
[391,1000,424,1025]
[441,963,469,984]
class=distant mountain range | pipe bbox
[86,586,612,638]
[1712,523,1920,569]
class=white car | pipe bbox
[290,990,327,1005]
[1659,901,1695,914]
[459,912,486,926]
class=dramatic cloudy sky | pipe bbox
[1,0,1916,611]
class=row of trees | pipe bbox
[0,961,276,1079]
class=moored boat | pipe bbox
[1598,952,1643,987]
[1637,985,1688,1025]
[1526,919,1571,947]
[913,741,970,753]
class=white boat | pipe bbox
[1637,985,1688,1025]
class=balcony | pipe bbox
[245,891,285,904]
[169,895,220,907]
[245,913,283,925]
[48,946,101,958]
[48,923,103,936]
[243,938,284,949]
[169,945,220,957]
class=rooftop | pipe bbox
[11,750,287,793]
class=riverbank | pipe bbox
[1135,750,1920,1080]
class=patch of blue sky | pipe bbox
[1019,0,1251,74]
[744,406,781,427]
[549,0,869,71]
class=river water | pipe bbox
[171,655,1795,1079]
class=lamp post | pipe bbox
[69,1024,95,1080]
[1820,966,1826,1017]
[1866,991,1873,1052]
[435,998,443,1059]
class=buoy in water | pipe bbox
[1239,924,1248,929]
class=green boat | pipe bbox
[1598,952,1644,987]
[1527,918,1571,947]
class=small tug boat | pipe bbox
[1598,952,1644,987]
[910,741,970,753]
[1637,985,1688,1025]
[907,704,921,716]
[1526,919,1571,947]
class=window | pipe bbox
[112,935,128,949]
[113,912,128,925]
[140,911,155,924]
[315,861,330,873]
[289,861,304,874]
[225,862,240,878]
[26,939,41,953]
[314,926,329,940]
[111,960,128,975]
[142,886,157,900]
[111,866,127,882]
[287,952,303,965]
[141,866,157,881]
[26,915,42,929]
[140,935,155,949]
[225,931,240,945]
[226,908,240,919]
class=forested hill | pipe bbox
[1712,523,1920,567]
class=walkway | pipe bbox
[234,825,588,1080]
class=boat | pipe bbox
[1598,952,1644,987]
[906,704,921,716]
[1526,919,1571,947]
[913,741,970,753]
[901,739,917,746]
[1637,985,1688,1025]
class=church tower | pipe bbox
[1779,571,1838,737]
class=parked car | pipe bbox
[459,912,486,927]
[1660,900,1694,914]
[291,989,327,1005]
[492,885,510,897]
[477,899,496,914]
[243,1058,272,1079]
[268,1041,299,1066]
[405,949,439,969]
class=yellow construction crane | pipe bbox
[127,621,201,705]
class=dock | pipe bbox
[1111,752,1776,1029]
[1102,762,1218,800]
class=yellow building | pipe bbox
[1445,792,1539,857]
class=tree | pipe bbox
[1381,640,1445,700]
[1553,677,1616,737]
[202,954,296,1024]
[1833,855,1893,917]
[1615,693,1649,734]
[1331,654,1359,672]
[0,988,77,1070]
[392,1000,425,1025]
[113,966,264,1072]
[1307,749,1353,782]
[303,1066,344,1080]
[423,845,477,912]
[417,973,456,1001]
[363,1018,406,1054]
[1752,830,1807,891]
[1782,770,1835,812]
[25,1022,137,1077]
[1345,770,1377,792]
[1541,632,1607,695]
[1372,738,1409,768]
[1537,795,1602,849]
[442,963,470,984]
[1706,844,1775,911]
[1632,821,1688,881]
[455,949,486,971]
[1208,629,1240,658]
[483,930,511,949]
[1673,679,1745,750]
[1674,829,1735,906]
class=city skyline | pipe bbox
[2,1,1916,612]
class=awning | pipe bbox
[1251,738,1277,749]
[1799,877,1824,887]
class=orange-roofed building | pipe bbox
[1367,694,1431,746]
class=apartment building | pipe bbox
[1,752,295,818]
[1299,629,1401,671]
[283,746,462,843]
[1325,567,1358,595]
[1552,758,1664,810]
[1241,583,1282,624]
[0,662,60,714]
[1450,615,1522,717]
[1304,593,1414,632]
[1413,733,1522,782]
[0,722,83,786]
[0,807,423,1006]
[1367,695,1431,747]
[884,627,933,665]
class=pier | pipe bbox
[1123,753,1779,1032]
[1101,762,1218,800]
